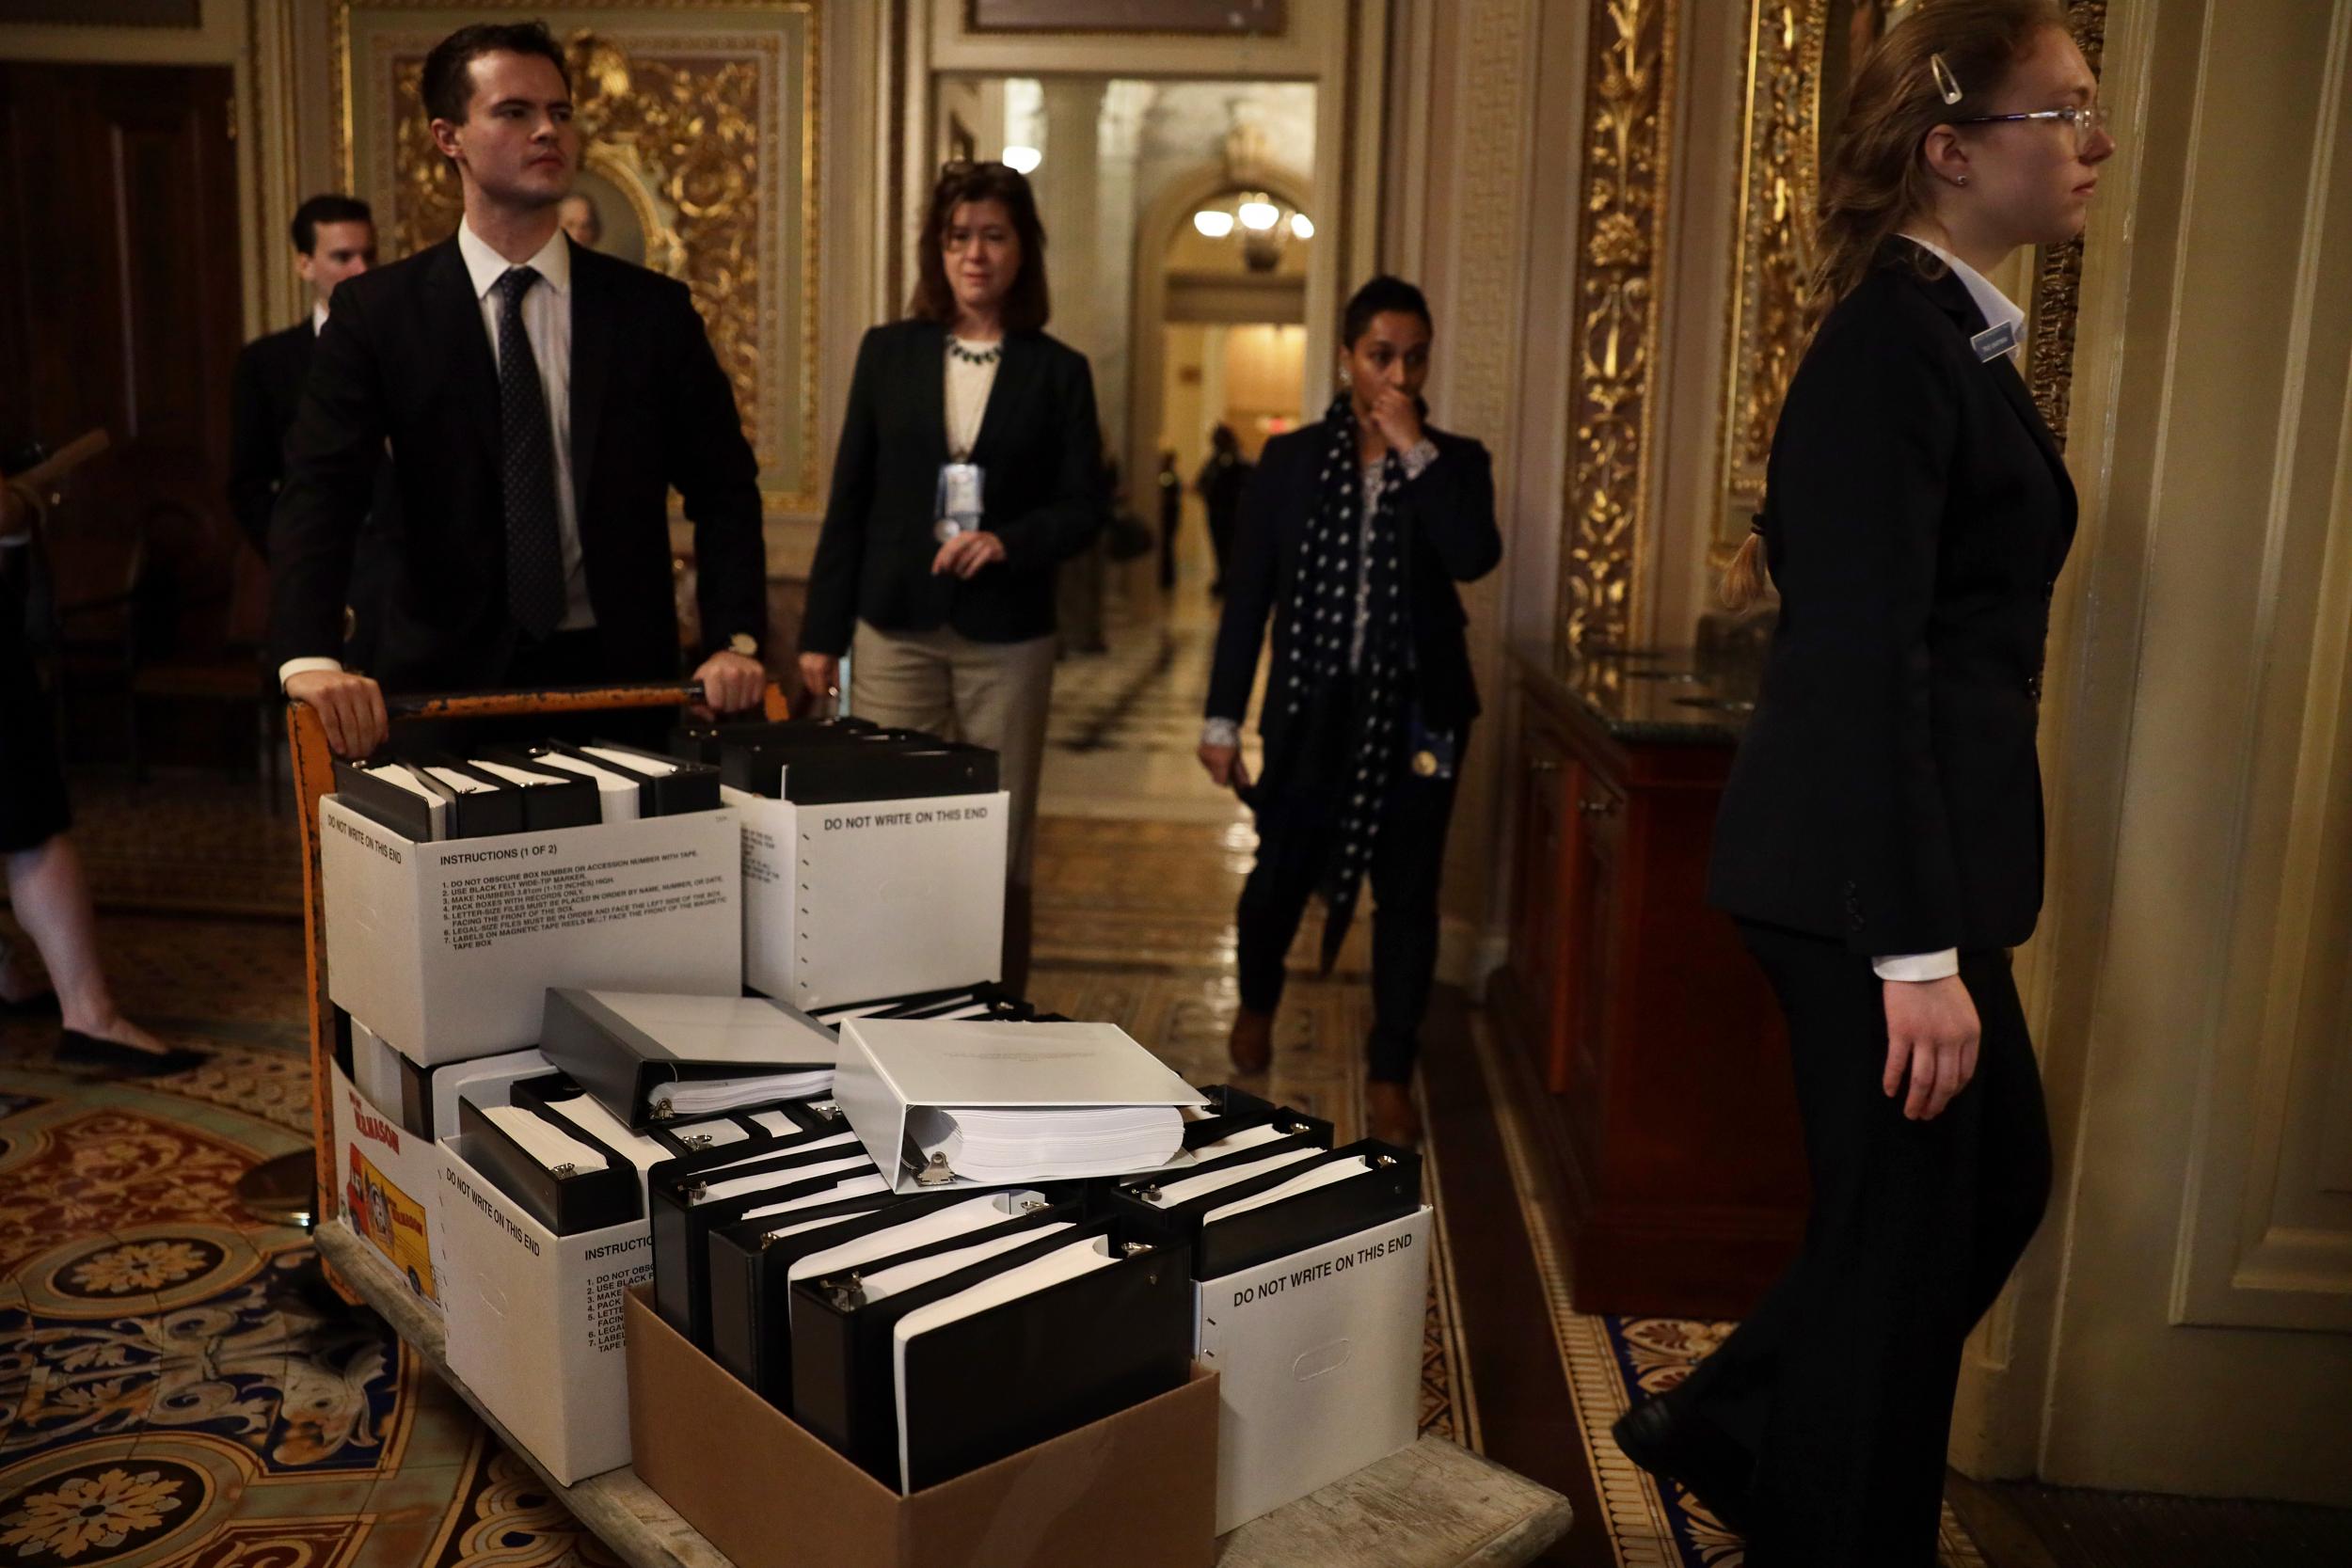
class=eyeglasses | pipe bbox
[1952,101,2104,154]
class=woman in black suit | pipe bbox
[1611,5,2113,1563]
[798,162,1104,991]
[1199,277,1500,1148]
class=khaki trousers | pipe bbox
[849,620,1057,990]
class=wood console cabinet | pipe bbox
[1491,645,1806,1320]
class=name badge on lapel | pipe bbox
[1971,320,2022,363]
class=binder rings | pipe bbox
[647,1131,882,1343]
[454,1097,643,1234]
[1111,1138,1422,1281]
[789,1212,1195,1491]
[1178,1085,1335,1153]
[540,989,837,1130]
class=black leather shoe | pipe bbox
[56,1030,211,1077]
[1610,1392,1757,1535]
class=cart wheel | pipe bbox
[235,1151,317,1228]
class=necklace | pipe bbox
[947,337,1003,366]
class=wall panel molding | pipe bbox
[1558,0,1677,653]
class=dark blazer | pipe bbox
[800,319,1104,655]
[228,320,313,560]
[1708,242,2077,957]
[269,234,765,693]
[231,316,402,669]
[1205,420,1501,761]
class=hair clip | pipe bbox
[1931,53,1965,105]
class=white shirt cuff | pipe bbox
[278,657,346,692]
[1399,438,1438,482]
[1873,949,1961,982]
[1200,717,1242,749]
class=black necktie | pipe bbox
[495,266,565,638]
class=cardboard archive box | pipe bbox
[724,784,1008,1007]
[1196,1206,1433,1532]
[326,1036,550,1312]
[625,1289,1217,1568]
[320,795,741,1064]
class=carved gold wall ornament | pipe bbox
[1561,0,1679,654]
[1717,0,1828,563]
[329,1,821,512]
[2027,0,2106,444]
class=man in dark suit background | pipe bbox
[271,22,767,756]
[229,194,400,672]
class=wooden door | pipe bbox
[0,62,246,660]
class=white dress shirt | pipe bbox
[1860,234,2028,985]
[278,219,592,691]
[311,301,328,336]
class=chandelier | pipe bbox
[1191,191,1313,274]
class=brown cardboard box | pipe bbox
[624,1289,1217,1568]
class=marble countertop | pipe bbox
[1511,643,1757,745]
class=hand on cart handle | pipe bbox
[688,649,766,721]
[798,652,841,712]
[286,668,389,759]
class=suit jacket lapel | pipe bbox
[915,321,951,465]
[1911,256,2076,537]
[426,238,500,466]
[569,241,611,523]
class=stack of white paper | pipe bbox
[906,1102,1184,1182]
[652,1070,835,1117]
[479,1103,609,1173]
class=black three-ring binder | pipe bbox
[646,1131,882,1343]
[788,1211,1194,1491]
[453,1096,643,1234]
[1110,1138,1422,1281]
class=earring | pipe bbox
[1339,367,1352,388]
[1955,174,1970,186]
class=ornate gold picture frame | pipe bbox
[331,0,821,512]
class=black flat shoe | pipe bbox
[1611,1392,1758,1535]
[55,1029,211,1077]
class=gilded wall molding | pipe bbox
[1560,0,1679,653]
[328,1,821,512]
[1716,0,1827,564]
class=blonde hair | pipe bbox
[1723,0,2068,611]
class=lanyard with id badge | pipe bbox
[935,460,984,544]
